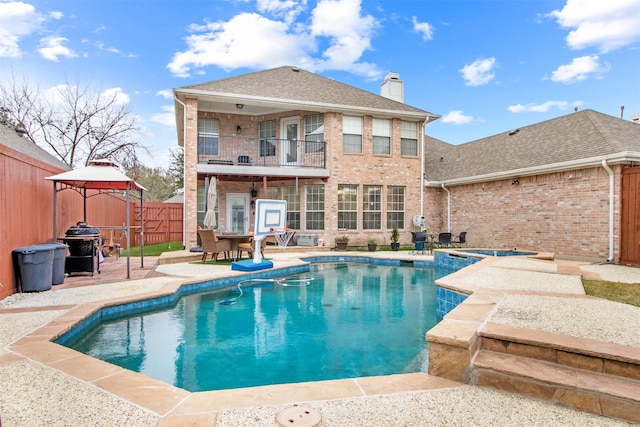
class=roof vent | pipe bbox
[292,67,300,72]
[508,129,520,136]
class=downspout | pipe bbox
[420,117,428,219]
[174,95,187,249]
[601,160,615,262]
[441,183,451,232]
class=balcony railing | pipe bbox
[198,135,326,169]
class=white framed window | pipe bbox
[198,118,220,158]
[283,186,300,229]
[338,184,358,230]
[304,114,324,153]
[306,185,325,230]
[386,186,405,229]
[343,115,363,153]
[372,118,391,155]
[259,120,276,157]
[400,121,418,156]
[363,185,382,229]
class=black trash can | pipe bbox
[12,245,55,292]
[39,242,69,285]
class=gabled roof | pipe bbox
[425,109,640,184]
[176,65,437,118]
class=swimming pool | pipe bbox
[62,261,454,392]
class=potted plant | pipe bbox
[390,227,400,251]
[367,238,377,252]
[335,235,349,251]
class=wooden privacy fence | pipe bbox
[134,202,183,246]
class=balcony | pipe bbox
[197,135,327,179]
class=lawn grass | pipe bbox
[583,279,640,307]
[126,241,184,257]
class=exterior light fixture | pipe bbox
[236,125,242,134]
[236,104,244,109]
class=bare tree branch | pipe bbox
[0,74,148,168]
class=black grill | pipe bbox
[64,222,99,256]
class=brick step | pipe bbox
[471,350,640,423]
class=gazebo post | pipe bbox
[125,186,131,279]
[139,188,144,269]
[52,182,58,241]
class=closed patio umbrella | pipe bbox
[203,177,217,229]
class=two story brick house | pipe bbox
[174,66,438,250]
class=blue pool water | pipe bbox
[67,262,454,392]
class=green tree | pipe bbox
[168,147,184,193]
[123,161,174,202]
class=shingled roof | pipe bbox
[178,65,436,117]
[425,109,640,184]
[0,124,69,170]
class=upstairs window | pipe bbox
[372,118,391,155]
[198,118,219,157]
[304,114,324,153]
[343,115,363,153]
[400,121,418,156]
[259,120,276,157]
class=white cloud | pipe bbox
[38,35,77,61]
[95,41,120,54]
[548,0,640,52]
[508,100,582,113]
[100,87,130,105]
[460,57,496,87]
[50,11,62,20]
[412,16,433,41]
[441,110,474,125]
[551,55,610,83]
[156,89,173,100]
[167,0,382,80]
[151,105,176,127]
[0,1,44,57]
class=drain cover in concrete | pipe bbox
[276,405,322,426]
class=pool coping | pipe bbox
[7,254,466,424]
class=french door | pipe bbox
[280,116,299,166]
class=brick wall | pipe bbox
[424,165,622,261]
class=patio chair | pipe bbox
[436,232,452,248]
[197,229,231,263]
[237,236,266,260]
[452,231,467,247]
[410,231,429,254]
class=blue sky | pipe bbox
[1,0,639,169]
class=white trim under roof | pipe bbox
[425,151,640,187]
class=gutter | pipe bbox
[424,152,640,187]
[601,160,615,262]
[174,95,187,250]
